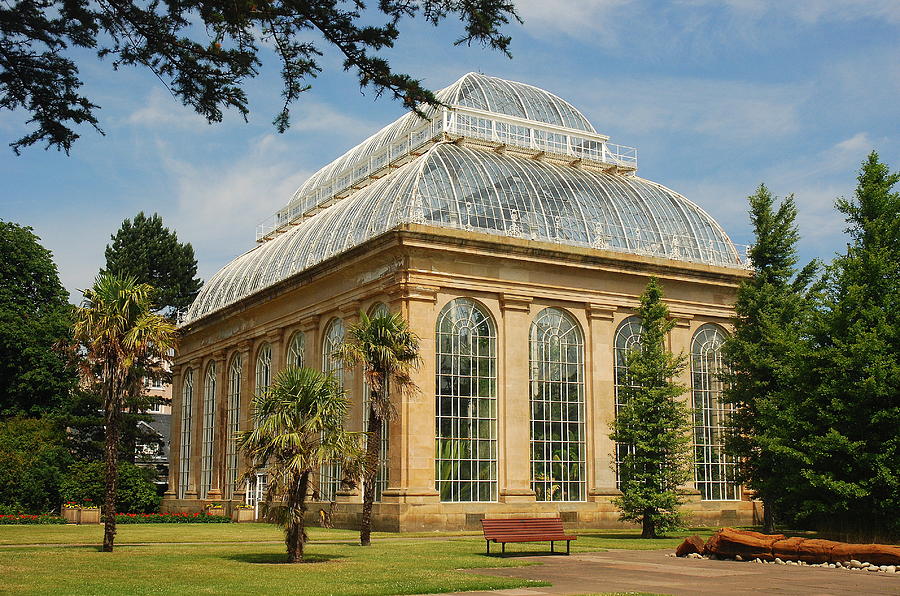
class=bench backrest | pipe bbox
[481,517,567,538]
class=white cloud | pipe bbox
[159,134,313,280]
[123,88,210,130]
[566,75,806,142]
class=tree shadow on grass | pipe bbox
[225,552,347,565]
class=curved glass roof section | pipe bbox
[187,142,742,323]
[260,73,604,239]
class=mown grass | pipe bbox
[0,524,708,595]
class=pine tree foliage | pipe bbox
[720,184,818,531]
[0,220,77,417]
[610,277,693,538]
[103,212,202,319]
[1,0,520,154]
[799,152,900,537]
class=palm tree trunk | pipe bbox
[102,379,122,552]
[359,401,381,547]
[287,472,310,563]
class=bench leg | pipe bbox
[486,540,490,555]
[567,540,571,555]
[502,542,506,556]
[551,541,554,553]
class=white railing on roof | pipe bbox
[256,107,639,242]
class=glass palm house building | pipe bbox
[165,73,758,529]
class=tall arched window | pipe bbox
[225,354,242,499]
[435,298,497,502]
[614,316,644,486]
[255,343,272,395]
[200,362,217,499]
[691,324,739,500]
[178,368,194,499]
[365,302,390,501]
[320,318,345,501]
[287,332,305,368]
[530,307,586,501]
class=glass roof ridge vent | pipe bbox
[256,73,636,243]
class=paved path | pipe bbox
[443,550,900,596]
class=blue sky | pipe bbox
[2,0,898,301]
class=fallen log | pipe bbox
[675,535,705,557]
[695,528,900,566]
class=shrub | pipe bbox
[0,418,71,514]
[60,461,161,513]
[115,512,231,524]
[0,514,67,525]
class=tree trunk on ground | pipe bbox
[641,509,656,539]
[287,472,310,563]
[762,498,775,534]
[102,380,121,552]
[359,400,381,547]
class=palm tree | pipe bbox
[73,274,177,552]
[336,310,420,546]
[237,366,363,563]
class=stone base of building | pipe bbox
[161,496,760,531]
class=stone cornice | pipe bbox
[499,293,532,312]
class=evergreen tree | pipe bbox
[103,212,202,318]
[799,152,900,538]
[721,185,818,532]
[0,220,76,417]
[610,277,693,538]
[1,0,518,154]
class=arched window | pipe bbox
[287,332,305,368]
[255,343,272,395]
[435,298,497,502]
[200,362,217,499]
[530,308,586,501]
[614,316,644,486]
[178,368,194,499]
[322,318,345,385]
[225,354,242,499]
[364,302,390,501]
[691,324,739,500]
[320,318,345,501]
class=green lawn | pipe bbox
[0,524,703,595]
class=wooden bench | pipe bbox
[481,517,577,555]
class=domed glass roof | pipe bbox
[187,140,742,323]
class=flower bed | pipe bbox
[115,512,231,524]
[0,514,67,525]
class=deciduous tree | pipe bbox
[0,220,76,417]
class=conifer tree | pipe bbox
[799,152,900,538]
[721,185,818,532]
[104,212,202,319]
[610,277,693,538]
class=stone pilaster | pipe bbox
[233,340,253,502]
[498,294,535,502]
[185,357,203,500]
[382,283,440,504]
[336,301,362,503]
[165,364,182,500]
[207,350,227,501]
[586,304,619,499]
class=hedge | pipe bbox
[0,514,67,525]
[115,512,231,524]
